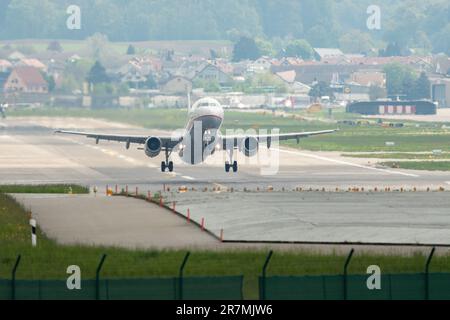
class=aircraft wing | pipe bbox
[55,130,182,149]
[221,129,337,148]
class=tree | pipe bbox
[412,72,431,100]
[86,33,110,61]
[87,61,110,85]
[255,38,275,57]
[309,81,334,101]
[369,86,387,101]
[47,41,63,52]
[380,42,403,57]
[383,63,417,98]
[42,72,55,92]
[232,37,261,62]
[339,30,374,54]
[282,39,314,59]
[126,45,136,55]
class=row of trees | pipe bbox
[0,0,449,55]
[232,37,315,61]
[384,64,431,100]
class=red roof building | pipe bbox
[4,67,48,93]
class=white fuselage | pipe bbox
[179,98,225,165]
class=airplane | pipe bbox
[55,98,337,173]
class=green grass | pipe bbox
[381,161,450,171]
[1,193,450,299]
[343,153,450,160]
[10,107,450,153]
[0,184,89,194]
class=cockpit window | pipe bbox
[192,98,222,110]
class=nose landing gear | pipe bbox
[161,161,174,172]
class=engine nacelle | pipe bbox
[240,137,259,157]
[145,137,162,158]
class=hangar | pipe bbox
[346,100,437,116]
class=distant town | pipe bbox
[0,36,449,116]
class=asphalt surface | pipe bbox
[2,117,450,249]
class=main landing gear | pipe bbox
[225,149,238,173]
[225,161,238,173]
[161,148,174,172]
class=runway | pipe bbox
[2,117,450,247]
[0,117,448,190]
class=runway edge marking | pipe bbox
[277,149,420,178]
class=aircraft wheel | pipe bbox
[168,161,174,172]
[161,161,166,172]
[233,161,238,173]
[225,162,230,173]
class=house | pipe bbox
[119,63,149,85]
[8,51,26,61]
[190,62,233,85]
[16,58,47,71]
[0,60,12,73]
[247,56,273,74]
[160,76,193,94]
[430,75,450,108]
[3,67,48,93]
[271,57,304,68]
[314,48,345,61]
[275,70,311,94]
[349,71,386,88]
[433,55,450,76]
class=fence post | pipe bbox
[96,254,107,300]
[11,255,21,300]
[261,251,274,301]
[425,247,436,300]
[343,249,355,301]
[178,252,191,300]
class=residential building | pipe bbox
[191,61,233,85]
[314,48,345,61]
[4,67,48,93]
[160,76,193,94]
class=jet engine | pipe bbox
[145,137,162,158]
[240,137,259,157]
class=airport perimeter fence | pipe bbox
[259,248,450,300]
[259,273,450,300]
[0,254,244,300]
[0,277,244,300]
[2,249,449,300]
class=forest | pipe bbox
[0,0,449,55]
